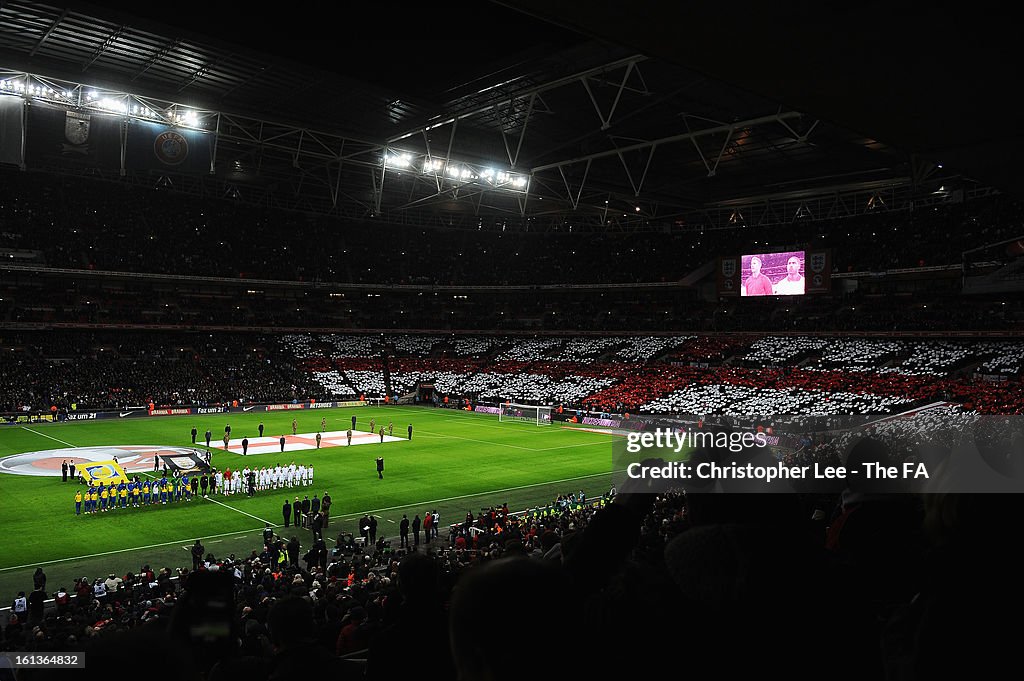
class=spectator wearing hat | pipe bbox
[74,577,91,608]
[104,573,122,593]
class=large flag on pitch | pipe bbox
[80,460,129,485]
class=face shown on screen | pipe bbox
[750,256,762,275]
[787,256,802,279]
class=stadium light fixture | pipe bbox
[97,97,128,114]
[384,148,530,193]
[387,153,412,168]
[2,72,213,129]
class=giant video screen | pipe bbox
[740,250,805,296]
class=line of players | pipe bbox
[353,415,414,441]
[239,462,316,492]
[73,462,316,515]
[191,417,412,450]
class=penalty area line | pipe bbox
[416,429,532,451]
[20,427,76,447]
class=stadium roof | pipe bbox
[0,1,1017,231]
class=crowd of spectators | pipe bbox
[3,166,1024,287]
[3,271,1021,332]
[0,332,324,413]
[4,459,1010,678]
[3,331,1023,415]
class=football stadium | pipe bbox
[0,3,1021,678]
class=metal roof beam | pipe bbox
[531,111,803,174]
[176,54,227,93]
[29,8,67,56]
[131,38,180,81]
[580,58,639,130]
[386,54,647,144]
[81,25,125,72]
[501,92,536,168]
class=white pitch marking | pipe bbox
[202,495,277,525]
[416,429,532,450]
[535,441,610,452]
[338,470,611,521]
[0,526,269,572]
[415,430,607,453]
[20,427,76,447]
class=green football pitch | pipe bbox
[0,406,614,599]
